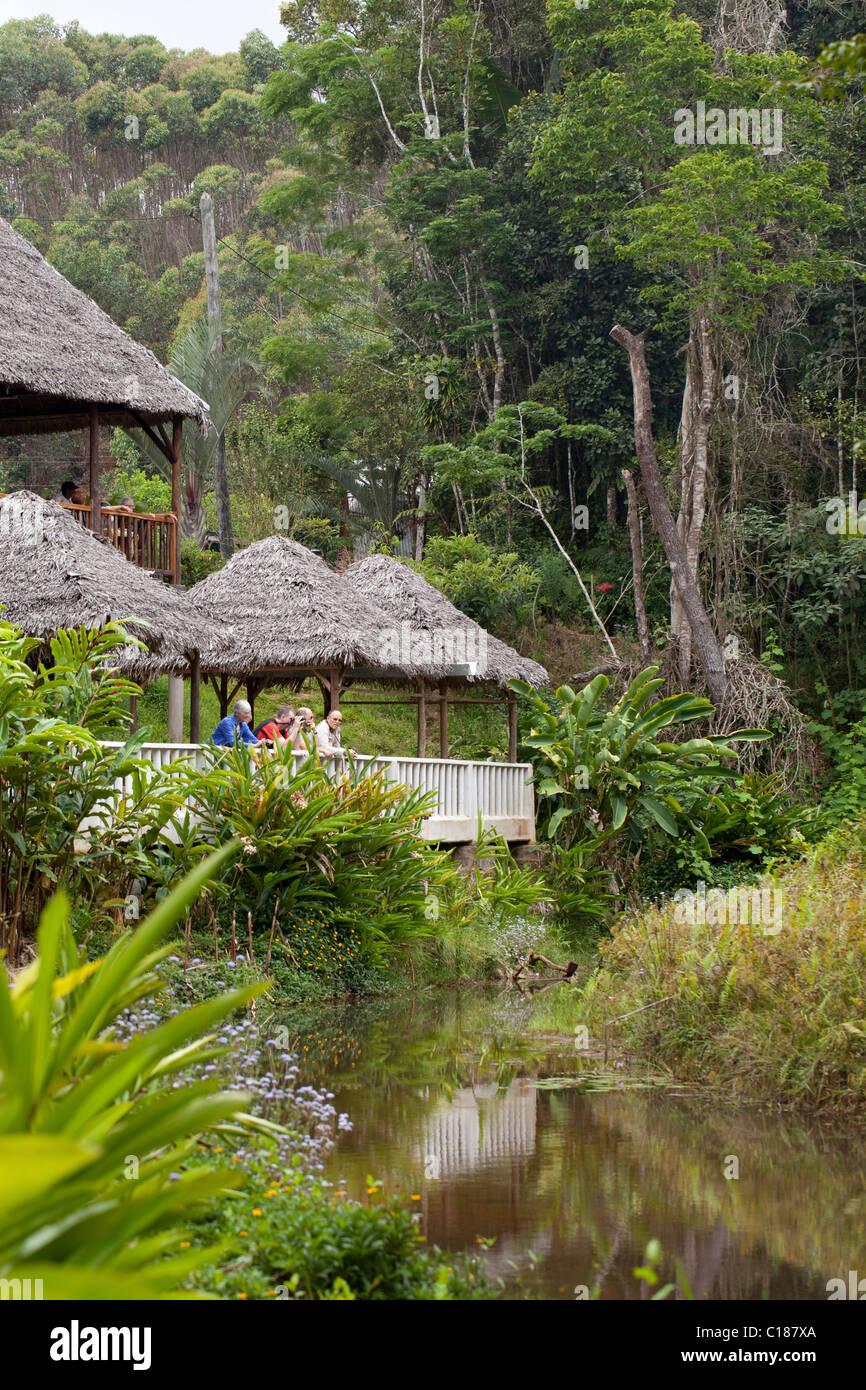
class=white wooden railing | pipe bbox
[95,742,536,844]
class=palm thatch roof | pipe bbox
[343,554,549,689]
[0,217,209,437]
[189,534,437,678]
[0,491,213,675]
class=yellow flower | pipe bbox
[180,1240,191,1248]
[239,1230,248,1236]
[252,1208,263,1216]
[237,1292,247,1300]
[410,1195,421,1201]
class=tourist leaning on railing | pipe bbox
[211,699,260,748]
[316,709,357,760]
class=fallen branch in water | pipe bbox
[505,951,583,983]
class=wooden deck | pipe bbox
[61,503,178,581]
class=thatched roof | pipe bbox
[0,491,213,675]
[343,554,549,689]
[0,217,209,437]
[189,534,435,678]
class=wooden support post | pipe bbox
[330,667,341,713]
[507,690,518,763]
[88,403,101,536]
[439,680,449,758]
[417,680,427,757]
[171,416,183,586]
[129,695,138,732]
[189,653,201,743]
[246,679,259,725]
[167,675,184,744]
[219,674,228,718]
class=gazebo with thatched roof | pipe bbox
[190,535,548,759]
[0,492,215,730]
[188,534,440,722]
[0,216,209,584]
[343,553,548,760]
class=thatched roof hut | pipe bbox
[0,491,213,676]
[189,534,417,677]
[0,217,208,438]
[343,554,549,690]
[189,537,547,760]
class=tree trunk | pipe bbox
[622,468,651,662]
[610,325,727,706]
[673,314,715,683]
[415,472,427,561]
[200,193,235,559]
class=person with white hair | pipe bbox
[211,699,260,748]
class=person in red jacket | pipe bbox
[254,705,297,747]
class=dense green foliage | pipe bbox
[579,819,866,1113]
[0,846,263,1298]
[3,4,866,761]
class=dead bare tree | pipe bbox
[622,467,651,661]
[610,325,727,706]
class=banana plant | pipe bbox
[510,667,769,851]
[0,841,269,1299]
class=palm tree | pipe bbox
[128,317,258,545]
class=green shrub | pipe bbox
[639,772,819,899]
[579,820,866,1112]
[419,534,540,629]
[181,537,226,587]
[190,1164,495,1300]
[292,515,341,562]
[512,667,768,895]
[0,621,184,959]
[167,744,464,960]
[0,844,265,1299]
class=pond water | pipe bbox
[279,988,866,1301]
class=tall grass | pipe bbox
[578,820,866,1113]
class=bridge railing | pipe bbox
[94,742,536,844]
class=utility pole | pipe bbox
[200,192,234,558]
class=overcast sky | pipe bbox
[0,1,286,54]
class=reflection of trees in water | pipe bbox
[279,993,859,1299]
[597,1091,866,1293]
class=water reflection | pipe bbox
[276,991,866,1300]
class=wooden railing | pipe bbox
[90,743,537,845]
[61,503,177,582]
